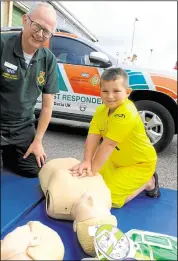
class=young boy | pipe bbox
[70,68,160,208]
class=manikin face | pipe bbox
[72,194,117,257]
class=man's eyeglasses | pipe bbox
[27,15,53,39]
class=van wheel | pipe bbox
[135,100,175,153]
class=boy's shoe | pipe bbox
[146,171,161,198]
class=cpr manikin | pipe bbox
[1,221,64,260]
[39,158,117,256]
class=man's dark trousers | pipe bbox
[1,122,40,178]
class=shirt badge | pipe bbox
[37,71,46,86]
[4,61,17,71]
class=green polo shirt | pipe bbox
[0,32,59,127]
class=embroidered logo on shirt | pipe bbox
[114,114,125,118]
[37,71,46,86]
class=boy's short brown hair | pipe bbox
[100,68,129,88]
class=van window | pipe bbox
[51,36,102,67]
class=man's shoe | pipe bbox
[146,171,161,198]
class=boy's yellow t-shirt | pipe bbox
[88,98,157,167]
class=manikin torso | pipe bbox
[39,158,112,220]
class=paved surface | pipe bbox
[43,118,177,190]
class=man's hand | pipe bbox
[69,160,95,178]
[24,93,53,168]
[23,141,47,168]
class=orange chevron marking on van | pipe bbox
[151,75,177,94]
[155,86,177,100]
[64,64,101,96]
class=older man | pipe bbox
[0,3,58,177]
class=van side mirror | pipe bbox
[89,52,112,68]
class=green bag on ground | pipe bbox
[125,229,177,261]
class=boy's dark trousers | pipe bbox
[0,122,40,178]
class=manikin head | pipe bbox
[1,221,64,260]
[72,192,118,257]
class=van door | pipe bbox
[50,36,104,116]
